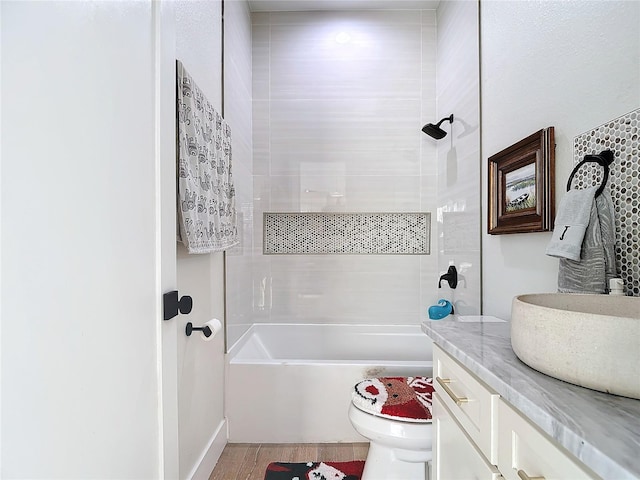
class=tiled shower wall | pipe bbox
[228,10,444,347]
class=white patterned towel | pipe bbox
[176,60,238,254]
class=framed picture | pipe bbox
[488,128,555,234]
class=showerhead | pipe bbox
[422,114,454,139]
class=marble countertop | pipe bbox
[422,318,640,480]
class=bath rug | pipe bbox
[352,376,434,422]
[264,461,365,480]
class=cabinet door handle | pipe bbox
[436,376,468,406]
[517,469,545,480]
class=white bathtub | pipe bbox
[225,323,433,443]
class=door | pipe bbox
[156,0,180,478]
[1,1,179,477]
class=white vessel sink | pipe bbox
[511,293,640,399]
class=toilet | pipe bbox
[348,376,433,480]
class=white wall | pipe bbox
[174,1,228,478]
[242,10,439,343]
[481,0,640,319]
[1,1,170,477]
[435,0,481,315]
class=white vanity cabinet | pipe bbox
[433,392,503,479]
[497,399,598,480]
[433,345,599,480]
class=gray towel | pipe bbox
[557,192,617,294]
[597,193,618,286]
[546,186,598,260]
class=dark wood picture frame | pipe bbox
[488,127,555,234]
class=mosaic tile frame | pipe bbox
[573,108,639,296]
[263,212,431,255]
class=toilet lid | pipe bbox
[352,376,434,423]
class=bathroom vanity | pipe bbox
[421,319,640,480]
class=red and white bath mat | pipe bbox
[264,461,365,480]
[352,376,434,422]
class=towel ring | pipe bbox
[566,150,614,198]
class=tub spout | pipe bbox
[438,266,458,289]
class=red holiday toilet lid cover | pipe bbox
[352,376,434,423]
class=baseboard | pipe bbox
[188,418,228,480]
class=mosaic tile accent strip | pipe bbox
[573,108,639,296]
[263,212,431,255]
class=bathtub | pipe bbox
[225,323,433,443]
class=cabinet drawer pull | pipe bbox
[436,376,468,406]
[517,470,545,480]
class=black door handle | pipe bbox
[163,290,193,320]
